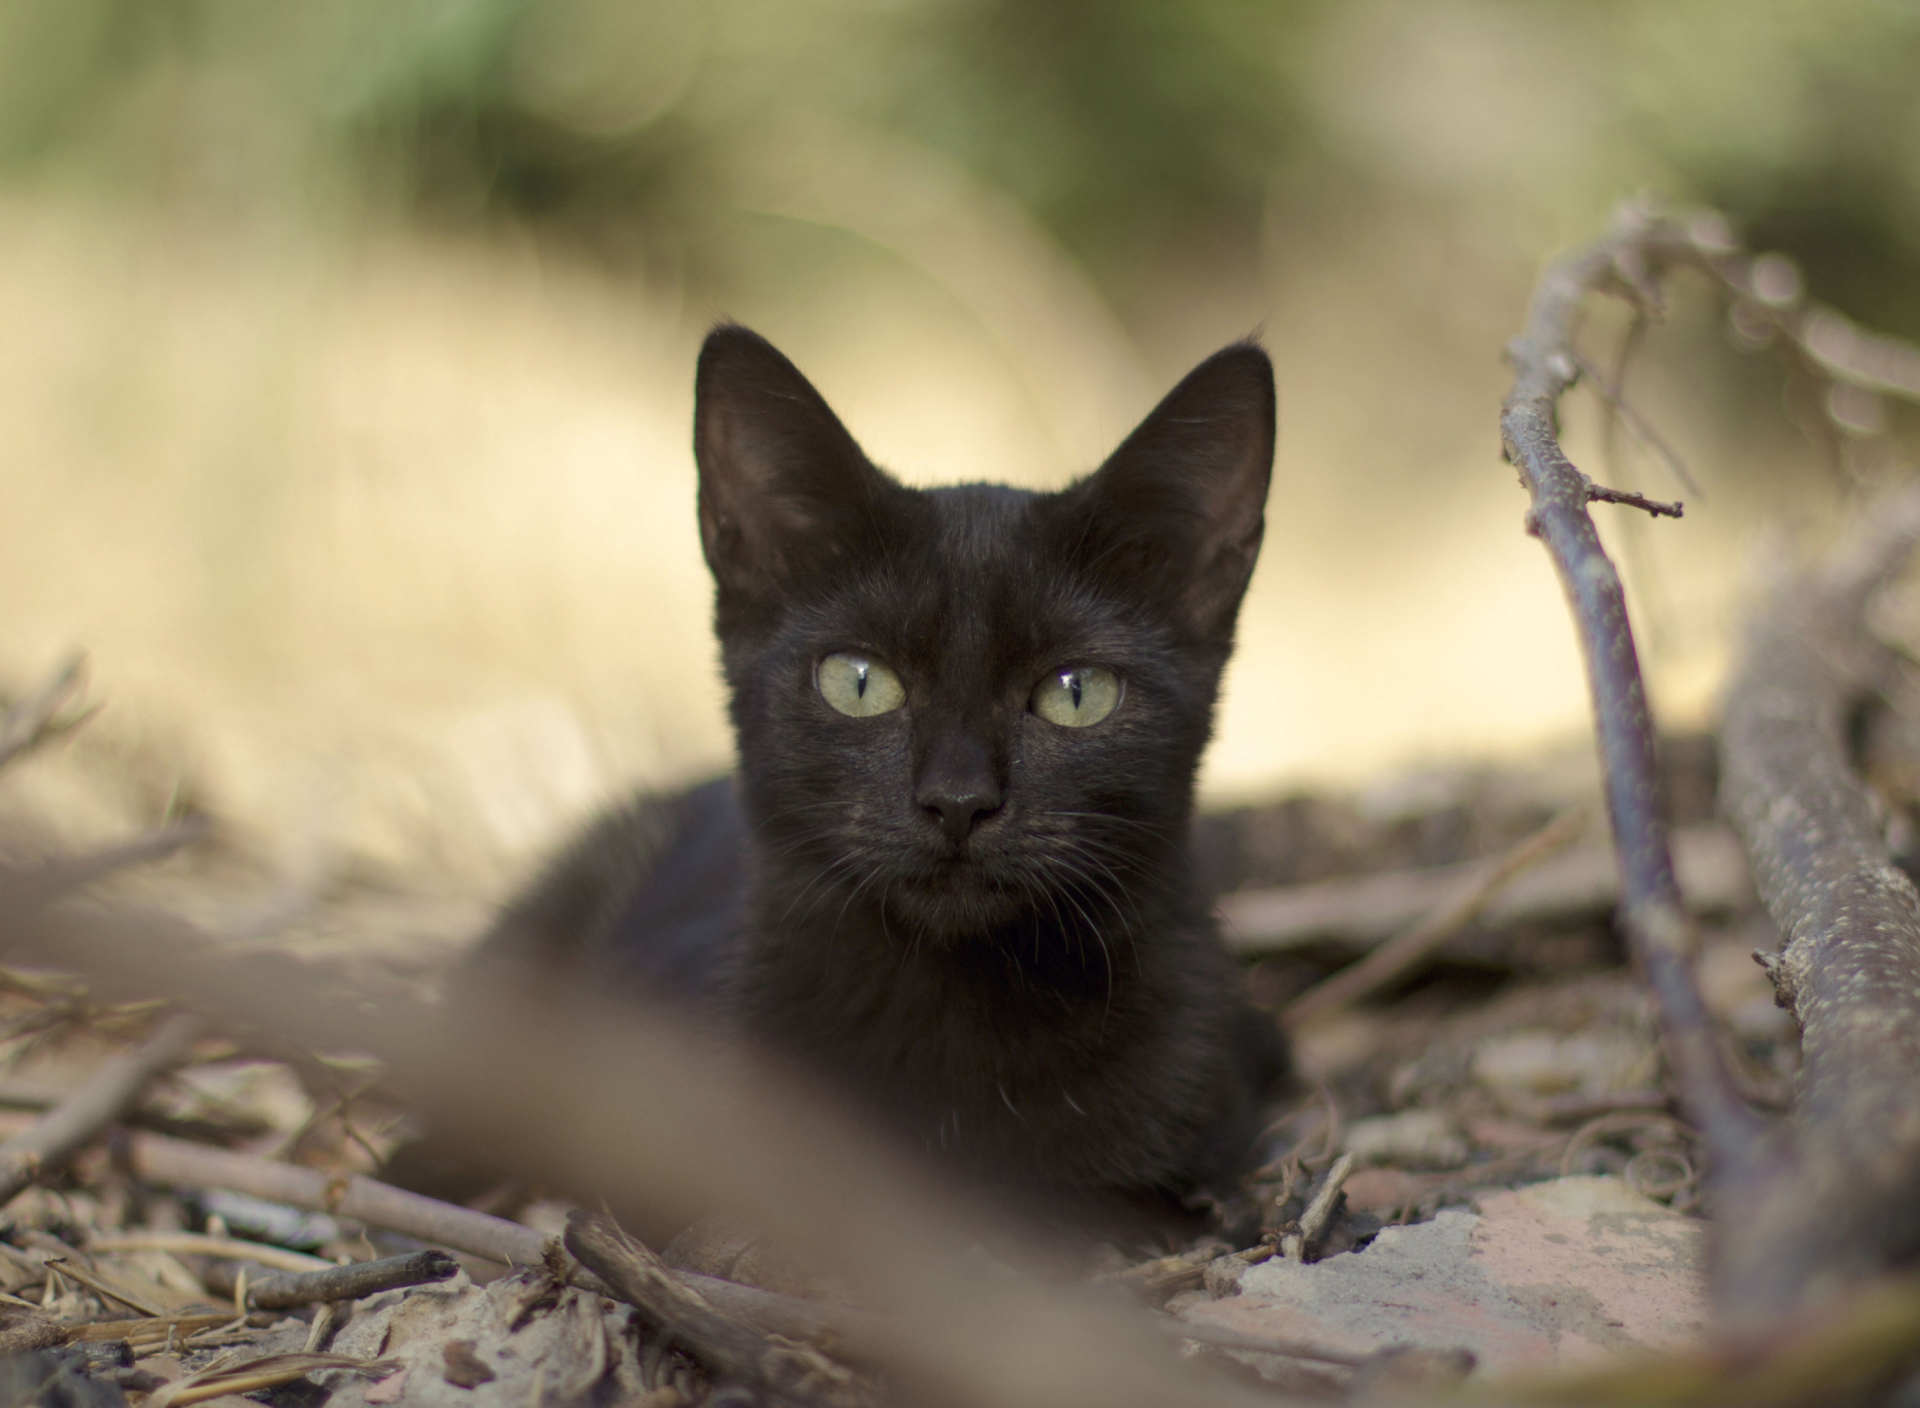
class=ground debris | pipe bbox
[0,710,1814,1405]
[1182,1176,1707,1378]
[318,1274,646,1408]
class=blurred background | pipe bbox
[1,0,1918,898]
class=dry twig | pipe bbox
[1573,345,1700,498]
[0,1011,204,1207]
[123,1129,880,1349]
[1502,206,1786,1319]
[40,1257,167,1318]
[1280,1153,1354,1264]
[85,1233,332,1275]
[128,1132,546,1267]
[247,1250,458,1310]
[1218,822,1747,955]
[1504,200,1920,1316]
[9,901,1289,1408]
[1717,487,1920,1313]
[566,1211,865,1405]
[1502,204,1764,1189]
[144,1351,397,1408]
[1282,809,1586,1024]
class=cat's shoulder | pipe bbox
[463,776,747,1003]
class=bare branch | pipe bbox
[1219,821,1749,955]
[0,1011,204,1207]
[1279,1153,1353,1264]
[566,1212,865,1406]
[87,1233,332,1275]
[6,899,1281,1408]
[1717,487,1920,1315]
[1501,205,1767,1191]
[128,1130,553,1269]
[246,1250,459,1310]
[1507,200,1920,1318]
[1281,808,1586,1025]
[1585,482,1683,519]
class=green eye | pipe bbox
[817,652,906,717]
[1031,666,1122,727]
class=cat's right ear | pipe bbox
[1068,341,1275,648]
[693,325,892,604]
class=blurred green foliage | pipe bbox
[4,0,1920,330]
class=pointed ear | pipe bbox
[693,324,897,606]
[1067,341,1275,644]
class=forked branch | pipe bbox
[1500,205,1767,1195]
[1504,200,1920,1315]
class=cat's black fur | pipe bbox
[466,326,1287,1230]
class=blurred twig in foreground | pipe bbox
[3,897,1288,1408]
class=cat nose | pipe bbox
[916,733,1003,843]
[918,785,1002,843]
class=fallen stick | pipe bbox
[86,1233,333,1275]
[127,1077,1353,1378]
[569,1211,1362,1379]
[124,1130,856,1346]
[565,1211,862,1405]
[1717,486,1920,1313]
[1280,1153,1354,1264]
[18,903,1289,1408]
[1281,810,1586,1024]
[69,1313,238,1344]
[40,1257,168,1317]
[0,1012,204,1207]
[127,1131,547,1269]
[144,1351,398,1408]
[246,1250,458,1310]
[1219,821,1747,955]
[1501,202,1920,1318]
[1500,202,1769,1232]
[1160,1318,1362,1369]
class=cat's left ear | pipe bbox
[693,324,897,610]
[1071,341,1275,644]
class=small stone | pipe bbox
[1185,1176,1707,1375]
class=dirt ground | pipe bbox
[0,657,1805,1406]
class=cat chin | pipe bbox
[879,871,1036,939]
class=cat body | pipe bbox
[470,326,1286,1228]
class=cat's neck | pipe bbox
[735,850,1209,1040]
[754,837,1194,952]
[730,844,1246,1201]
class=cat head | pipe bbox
[694,325,1274,940]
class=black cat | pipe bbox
[468,325,1287,1230]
